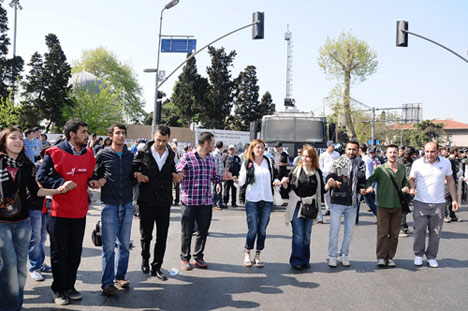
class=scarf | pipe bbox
[334,154,360,206]
[0,155,24,182]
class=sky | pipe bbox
[4,0,468,124]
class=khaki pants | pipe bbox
[376,207,402,260]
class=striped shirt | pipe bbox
[176,150,222,206]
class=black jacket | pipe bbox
[94,145,135,205]
[133,142,176,207]
[224,153,241,176]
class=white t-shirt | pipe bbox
[151,147,168,170]
[319,150,340,177]
[410,156,452,203]
[237,158,274,202]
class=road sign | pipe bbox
[161,39,196,53]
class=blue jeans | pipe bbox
[290,204,314,266]
[101,202,133,289]
[245,201,273,251]
[328,203,357,257]
[28,210,48,272]
[0,218,32,311]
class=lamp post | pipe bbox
[0,0,22,57]
[148,0,179,137]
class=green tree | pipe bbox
[0,91,19,128]
[202,46,236,129]
[145,99,183,127]
[318,32,378,139]
[232,65,260,131]
[19,52,44,128]
[72,47,145,123]
[410,120,444,148]
[171,54,208,127]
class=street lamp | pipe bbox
[148,0,180,136]
[0,0,22,57]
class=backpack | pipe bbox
[91,220,102,246]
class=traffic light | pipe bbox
[396,21,408,47]
[155,100,162,124]
[157,90,166,99]
[252,12,264,40]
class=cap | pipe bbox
[228,144,235,149]
[275,142,282,147]
[327,140,335,147]
[369,147,376,153]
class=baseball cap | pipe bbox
[327,140,335,147]
[228,144,235,149]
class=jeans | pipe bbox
[28,210,48,272]
[48,215,86,293]
[290,204,313,266]
[0,218,32,311]
[212,183,223,207]
[328,203,357,257]
[245,201,273,251]
[180,205,212,261]
[223,180,237,205]
[364,193,377,216]
[101,202,133,289]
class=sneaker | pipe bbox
[444,216,452,223]
[325,210,330,216]
[30,270,45,281]
[377,259,386,267]
[213,205,222,211]
[40,264,52,273]
[53,291,69,305]
[340,255,351,267]
[451,217,462,222]
[115,279,130,289]
[386,259,396,267]
[399,230,408,237]
[65,288,82,300]
[328,257,337,267]
[102,284,117,296]
[192,258,208,269]
[427,259,438,268]
[181,260,193,271]
[414,256,423,266]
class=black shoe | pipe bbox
[152,270,168,281]
[232,203,238,207]
[303,263,311,269]
[219,204,228,209]
[141,260,149,274]
[325,211,330,216]
[292,264,303,270]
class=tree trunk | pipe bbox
[343,72,357,140]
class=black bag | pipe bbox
[0,192,22,219]
[300,200,318,219]
[384,168,413,214]
[91,220,102,246]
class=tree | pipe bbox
[19,52,44,128]
[232,65,260,131]
[145,100,183,127]
[202,46,236,129]
[318,32,378,139]
[0,91,19,128]
[410,120,444,148]
[171,54,208,127]
[72,47,145,123]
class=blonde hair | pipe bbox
[246,139,265,162]
[299,145,319,169]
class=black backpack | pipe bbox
[91,221,102,246]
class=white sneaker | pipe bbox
[386,259,396,267]
[377,259,386,267]
[30,270,45,281]
[414,256,423,266]
[328,257,337,267]
[427,259,438,268]
[340,255,350,267]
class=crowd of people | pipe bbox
[0,118,467,310]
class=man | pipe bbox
[398,146,418,236]
[176,132,232,271]
[293,147,303,166]
[133,125,179,281]
[409,141,458,268]
[444,146,462,223]
[325,140,367,267]
[358,144,377,220]
[223,145,241,207]
[319,140,340,216]
[365,145,409,267]
[212,141,226,210]
[33,127,42,162]
[94,123,135,296]
[171,141,181,205]
[37,118,99,305]
[274,142,289,199]
[23,128,36,163]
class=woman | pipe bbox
[0,127,69,311]
[283,146,325,270]
[235,139,280,267]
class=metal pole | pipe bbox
[12,2,17,57]
[371,107,375,146]
[152,7,166,137]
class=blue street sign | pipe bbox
[161,39,197,53]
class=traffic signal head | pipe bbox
[396,20,408,47]
[157,90,166,99]
[252,12,264,40]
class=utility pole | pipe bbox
[284,25,294,109]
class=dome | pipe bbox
[69,70,104,93]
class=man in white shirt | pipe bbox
[319,140,340,215]
[409,141,458,268]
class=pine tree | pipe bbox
[232,65,260,130]
[257,91,275,130]
[19,52,44,128]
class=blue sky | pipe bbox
[5,0,468,123]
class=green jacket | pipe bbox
[366,162,408,208]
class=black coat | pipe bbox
[133,142,176,207]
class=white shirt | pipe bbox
[410,156,452,203]
[151,147,168,170]
[237,158,274,202]
[319,150,340,177]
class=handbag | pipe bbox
[273,187,284,206]
[91,220,103,246]
[383,168,412,214]
[0,160,23,219]
[300,199,318,219]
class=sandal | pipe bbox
[244,250,252,267]
[254,251,264,268]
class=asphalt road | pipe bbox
[23,195,468,311]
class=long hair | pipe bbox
[299,145,319,170]
[0,127,30,163]
[246,139,265,162]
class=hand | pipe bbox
[232,176,239,184]
[273,180,281,187]
[88,180,101,189]
[216,184,221,193]
[57,186,67,194]
[409,188,417,196]
[223,171,233,181]
[452,200,459,212]
[401,186,410,194]
[365,186,374,194]
[359,188,367,195]
[98,178,107,187]
[134,172,149,183]
[327,178,341,188]
[280,177,289,185]
[62,180,77,192]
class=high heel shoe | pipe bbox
[243,249,252,267]
[254,251,264,268]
